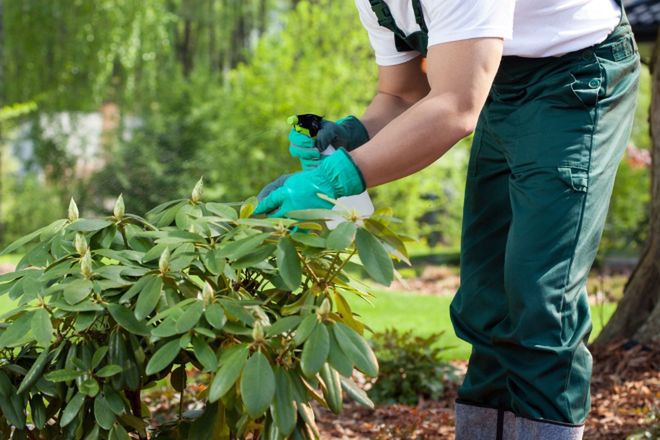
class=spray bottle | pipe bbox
[288,114,374,225]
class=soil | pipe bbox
[315,341,659,440]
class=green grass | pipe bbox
[348,289,617,360]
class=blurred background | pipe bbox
[0,0,651,262]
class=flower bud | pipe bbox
[202,281,214,305]
[68,198,79,222]
[252,321,265,342]
[113,194,125,219]
[159,247,171,274]
[80,252,93,279]
[191,177,203,203]
[319,298,331,316]
[74,233,88,256]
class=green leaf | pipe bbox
[94,395,116,430]
[208,344,249,402]
[355,229,393,285]
[265,316,301,337]
[134,276,163,320]
[60,392,85,427]
[201,249,224,275]
[17,350,49,394]
[109,423,130,440]
[332,322,378,377]
[218,233,271,260]
[276,237,301,291]
[91,346,109,370]
[145,339,180,376]
[68,219,113,232]
[320,363,343,414]
[328,330,354,377]
[205,202,238,220]
[106,303,151,336]
[364,218,410,264]
[204,303,226,330]
[170,366,186,393]
[301,324,329,377]
[175,301,204,333]
[192,336,217,372]
[327,221,357,250]
[290,232,326,248]
[293,314,318,346]
[287,209,344,221]
[63,279,93,305]
[0,312,33,348]
[31,308,53,347]
[271,367,297,436]
[240,351,275,418]
[0,219,66,256]
[30,396,47,429]
[239,197,258,218]
[119,275,155,303]
[45,369,85,383]
[50,299,103,312]
[340,376,374,409]
[80,378,100,397]
[96,365,123,378]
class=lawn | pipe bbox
[348,289,617,360]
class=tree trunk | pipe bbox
[594,31,660,348]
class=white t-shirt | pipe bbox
[355,0,622,65]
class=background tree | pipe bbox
[595,26,660,347]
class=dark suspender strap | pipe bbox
[496,408,504,440]
[368,0,407,39]
[411,0,428,33]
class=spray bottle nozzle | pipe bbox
[289,114,323,138]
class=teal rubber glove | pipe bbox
[254,148,365,218]
[288,115,369,170]
[256,174,291,202]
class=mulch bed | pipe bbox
[316,341,659,439]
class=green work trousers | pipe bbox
[449,16,640,425]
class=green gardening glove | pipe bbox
[254,148,365,218]
[288,115,369,170]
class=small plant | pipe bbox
[0,178,409,439]
[367,329,458,406]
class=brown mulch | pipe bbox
[316,341,659,439]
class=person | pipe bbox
[255,0,640,438]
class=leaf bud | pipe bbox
[159,247,171,274]
[191,177,203,203]
[68,198,79,221]
[113,194,125,219]
[80,252,93,279]
[252,321,265,342]
[74,233,88,256]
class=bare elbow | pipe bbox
[451,111,478,140]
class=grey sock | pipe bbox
[515,417,584,440]
[455,401,516,440]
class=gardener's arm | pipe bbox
[353,37,503,187]
[359,56,430,138]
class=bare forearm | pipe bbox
[352,94,475,187]
[351,38,502,188]
[360,92,421,138]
